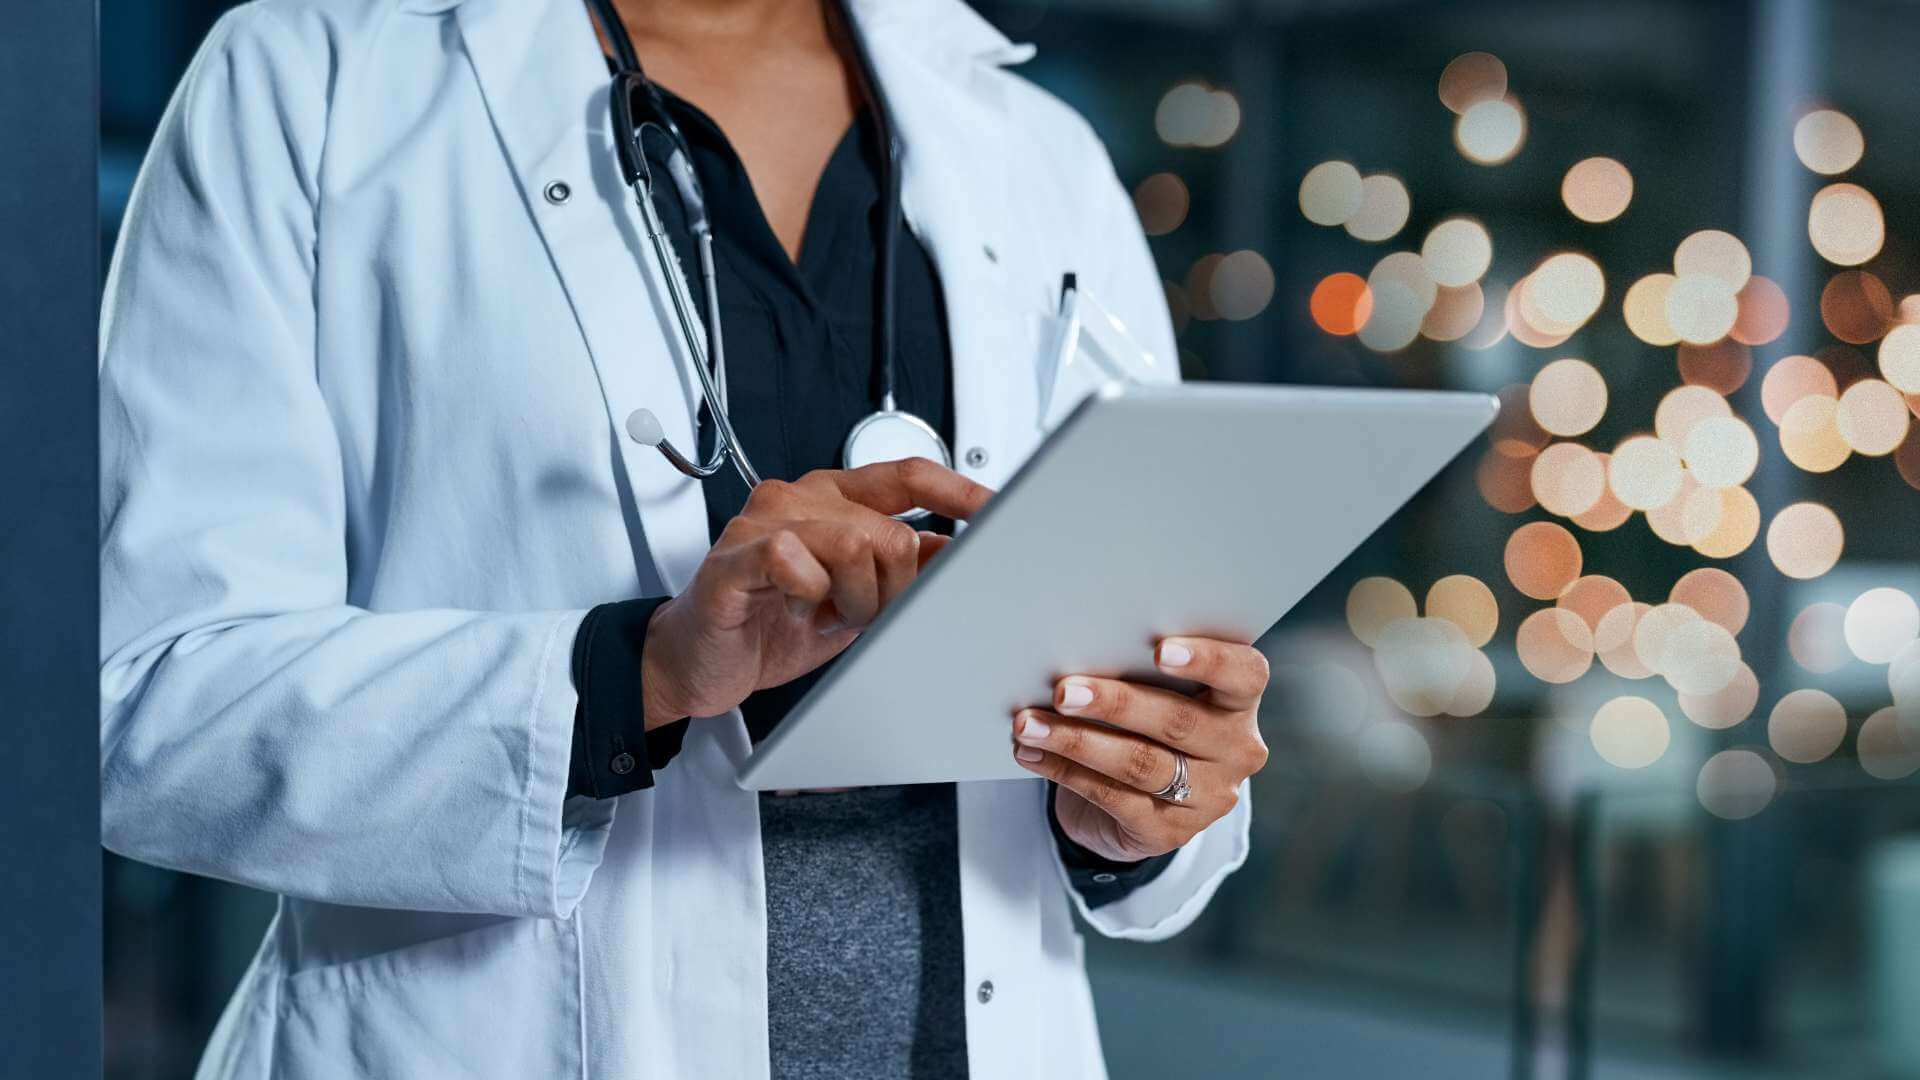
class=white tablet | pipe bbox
[737,382,1497,791]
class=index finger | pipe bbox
[823,457,995,521]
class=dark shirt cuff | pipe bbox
[1046,783,1175,909]
[567,598,684,799]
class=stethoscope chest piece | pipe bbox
[843,401,952,522]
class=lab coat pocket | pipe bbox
[274,915,584,1079]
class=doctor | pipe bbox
[99,0,1267,1076]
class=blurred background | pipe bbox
[102,0,1920,1077]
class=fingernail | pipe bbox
[1059,681,1093,711]
[786,597,811,619]
[1017,713,1051,743]
[1159,641,1193,668]
[1016,746,1045,763]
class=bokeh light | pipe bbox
[1346,576,1417,646]
[1421,218,1493,288]
[1476,446,1537,513]
[1678,341,1754,395]
[1422,284,1485,342]
[1835,378,1912,455]
[1788,602,1852,674]
[1624,274,1681,346]
[1821,270,1895,344]
[1655,385,1734,448]
[1561,157,1634,223]
[1455,98,1526,166]
[1299,161,1364,227]
[1357,280,1427,352]
[1683,416,1760,488]
[1608,435,1684,510]
[1671,568,1750,635]
[1596,602,1656,679]
[1211,250,1276,321]
[1346,174,1411,242]
[1310,272,1374,336]
[1674,230,1752,291]
[1529,358,1608,437]
[1437,52,1508,114]
[1731,276,1790,346]
[1591,696,1670,769]
[1768,688,1847,764]
[1658,618,1742,696]
[1779,394,1851,473]
[1697,749,1777,820]
[1373,616,1474,716]
[1761,355,1838,424]
[1679,662,1759,730]
[1425,574,1500,647]
[1691,486,1761,559]
[1528,253,1606,331]
[1531,443,1608,517]
[1666,274,1740,345]
[1882,324,1920,392]
[1793,108,1865,175]
[1517,608,1595,684]
[1809,182,1886,266]
[1858,707,1920,780]
[1133,172,1190,236]
[1844,587,1920,664]
[1571,454,1635,532]
[1446,649,1498,718]
[1156,81,1239,148]
[1505,521,1583,600]
[1559,575,1631,634]
[1765,502,1845,579]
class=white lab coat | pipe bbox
[98,0,1251,1076]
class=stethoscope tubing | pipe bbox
[587,0,938,503]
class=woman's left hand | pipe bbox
[1011,636,1271,863]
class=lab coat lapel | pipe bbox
[856,17,1048,1078]
[456,0,714,596]
[857,19,1029,493]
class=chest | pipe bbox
[308,33,1075,595]
[629,39,857,260]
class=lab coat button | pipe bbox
[975,980,994,1004]
[609,752,636,775]
[1092,872,1118,884]
[964,446,988,469]
[543,180,571,205]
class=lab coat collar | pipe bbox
[425,0,1032,69]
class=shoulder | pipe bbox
[980,63,1117,187]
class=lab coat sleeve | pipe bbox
[99,6,609,920]
[1047,127,1253,940]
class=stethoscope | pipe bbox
[585,0,952,519]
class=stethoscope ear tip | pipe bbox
[624,408,667,447]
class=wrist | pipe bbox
[639,600,690,731]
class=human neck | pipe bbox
[611,0,830,46]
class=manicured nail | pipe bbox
[1017,713,1051,743]
[1016,746,1045,763]
[1059,681,1093,711]
[1159,641,1193,668]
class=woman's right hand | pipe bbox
[638,458,995,729]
